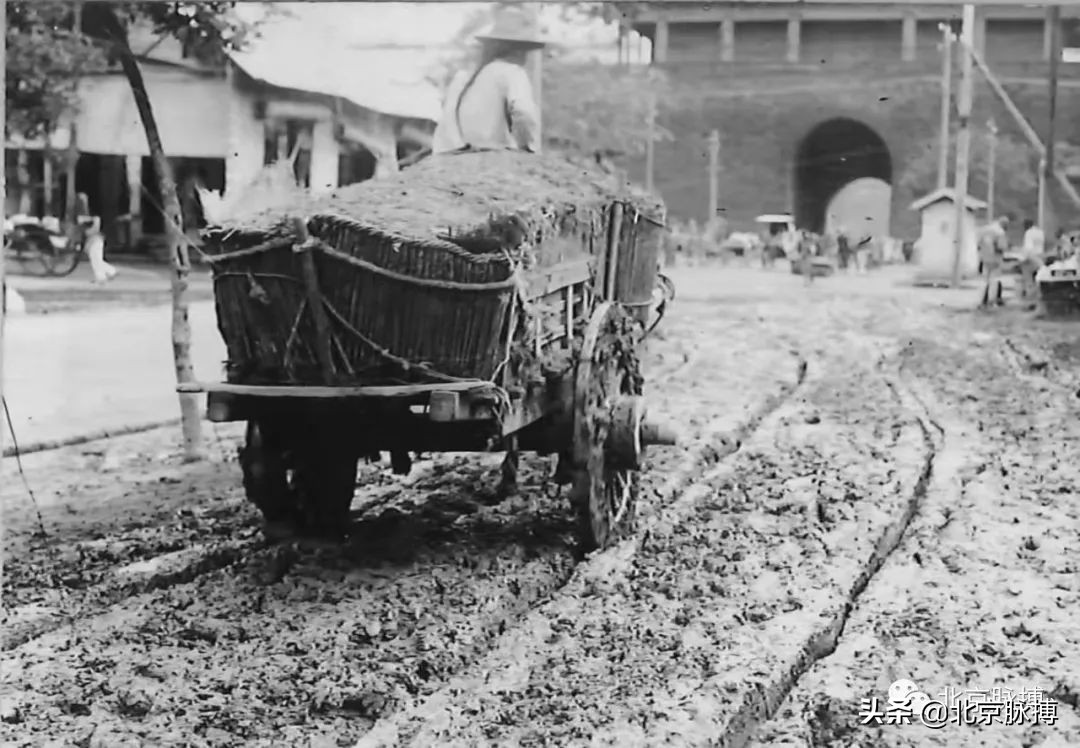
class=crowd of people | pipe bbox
[664,217,906,282]
[662,207,1077,313]
[977,214,1080,311]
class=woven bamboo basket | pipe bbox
[202,150,664,387]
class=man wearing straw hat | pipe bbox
[432,6,546,155]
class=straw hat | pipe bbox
[475,7,548,48]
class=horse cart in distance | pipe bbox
[182,150,677,552]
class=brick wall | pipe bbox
[802,20,903,67]
[635,73,1080,239]
[640,7,1080,238]
[733,22,788,62]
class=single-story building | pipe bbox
[910,187,987,283]
[4,21,440,254]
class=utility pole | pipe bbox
[527,3,543,147]
[707,129,720,225]
[969,42,1080,210]
[645,94,657,193]
[987,119,998,221]
[952,5,976,288]
[1037,157,1048,230]
[1043,4,1062,232]
[938,22,955,190]
[1,0,7,586]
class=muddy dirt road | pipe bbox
[3,267,1078,747]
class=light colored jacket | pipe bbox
[1022,226,1045,259]
[978,222,1008,268]
[432,60,541,154]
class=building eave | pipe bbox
[910,188,988,213]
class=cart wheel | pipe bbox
[239,420,299,527]
[570,302,644,552]
[290,438,360,539]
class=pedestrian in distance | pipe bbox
[1019,217,1045,311]
[901,239,915,264]
[84,218,117,285]
[798,230,815,286]
[977,214,1011,308]
[1049,227,1065,264]
[704,212,729,264]
[761,226,781,270]
[781,225,800,271]
[836,227,851,273]
[853,233,873,275]
[432,6,546,156]
[78,192,117,285]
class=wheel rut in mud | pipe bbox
[753,326,1080,747]
[2,307,807,747]
[713,375,942,748]
[351,328,941,747]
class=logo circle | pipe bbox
[888,679,919,704]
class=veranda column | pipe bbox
[786,13,801,63]
[654,20,669,63]
[1044,12,1054,60]
[16,149,31,214]
[902,12,917,62]
[720,13,734,62]
[973,8,987,56]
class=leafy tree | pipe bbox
[81,1,259,460]
[5,2,106,140]
[424,4,495,89]
[543,59,670,161]
[6,3,108,221]
[556,1,650,24]
[898,123,1041,221]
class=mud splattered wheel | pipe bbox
[239,420,299,528]
[289,435,360,540]
[571,302,644,552]
[240,419,359,540]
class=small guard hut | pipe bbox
[910,188,986,285]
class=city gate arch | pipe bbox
[794,118,893,236]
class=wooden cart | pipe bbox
[1038,265,1080,317]
[181,151,677,551]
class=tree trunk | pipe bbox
[103,8,203,460]
[1,0,8,477]
[66,5,81,236]
[1,0,8,588]
[64,121,79,243]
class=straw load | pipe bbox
[201,150,665,387]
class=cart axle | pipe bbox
[607,396,679,469]
[641,421,678,447]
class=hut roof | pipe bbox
[910,188,988,213]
